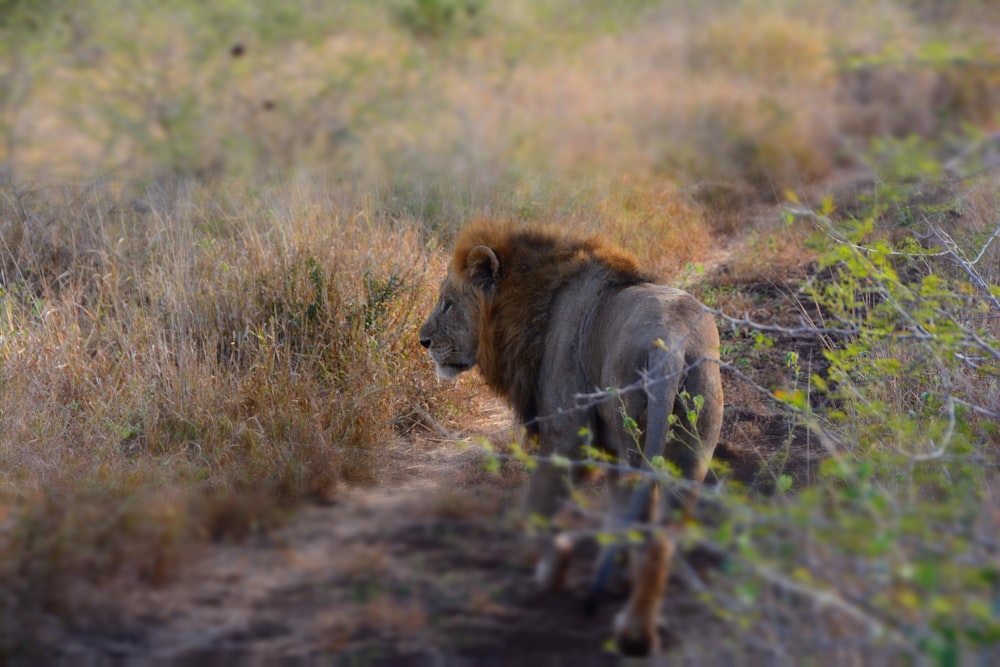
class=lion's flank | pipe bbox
[451,220,652,422]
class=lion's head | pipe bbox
[418,239,502,381]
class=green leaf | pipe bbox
[736,582,759,605]
[626,529,645,544]
[777,474,793,493]
[595,532,619,547]
[915,561,940,591]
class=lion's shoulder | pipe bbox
[459,222,655,421]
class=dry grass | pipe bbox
[7,1,997,220]
[0,176,459,637]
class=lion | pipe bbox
[419,220,723,655]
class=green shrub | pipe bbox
[688,193,1000,659]
[393,0,488,39]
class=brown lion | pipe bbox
[419,221,723,655]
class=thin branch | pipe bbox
[929,222,1000,313]
[710,308,862,340]
[750,563,920,655]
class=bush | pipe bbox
[658,181,998,659]
[0,176,447,645]
[393,0,488,39]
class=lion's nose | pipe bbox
[419,337,431,349]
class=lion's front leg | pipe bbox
[525,459,573,591]
[534,530,573,592]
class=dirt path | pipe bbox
[53,386,815,662]
[51,394,659,662]
[36,398,695,661]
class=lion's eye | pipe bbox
[441,301,453,314]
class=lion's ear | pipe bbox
[466,245,501,292]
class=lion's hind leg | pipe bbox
[613,530,673,656]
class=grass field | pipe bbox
[1,0,999,660]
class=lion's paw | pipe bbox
[534,532,573,591]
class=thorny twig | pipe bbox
[928,221,1000,313]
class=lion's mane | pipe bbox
[450,220,653,423]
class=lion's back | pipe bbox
[531,268,718,409]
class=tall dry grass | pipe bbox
[7,1,998,223]
[0,176,451,640]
